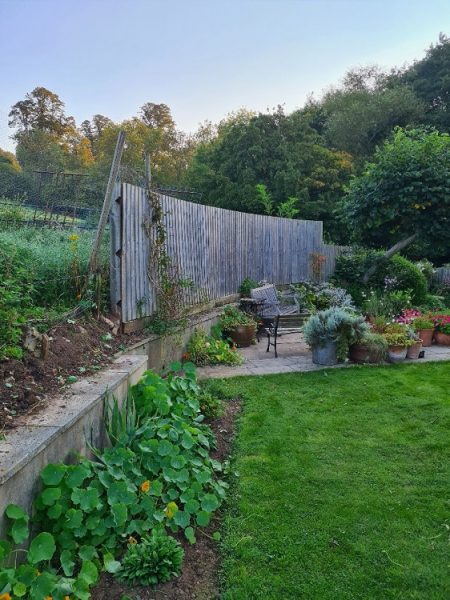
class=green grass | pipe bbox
[215,363,450,600]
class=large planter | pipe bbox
[312,341,338,366]
[418,328,434,347]
[228,325,256,347]
[388,345,407,363]
[406,340,422,359]
[349,343,383,364]
[434,331,450,346]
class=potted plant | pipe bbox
[219,306,257,347]
[238,277,258,298]
[411,317,435,347]
[382,325,413,363]
[303,307,368,366]
[433,315,450,345]
[406,327,422,359]
[349,332,388,364]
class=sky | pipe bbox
[0,0,449,152]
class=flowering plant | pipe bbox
[432,314,450,334]
[395,309,422,324]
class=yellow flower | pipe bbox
[164,501,178,519]
[68,234,79,242]
[140,480,151,493]
[64,597,71,600]
[35,569,41,576]
[0,593,12,600]
[128,536,138,545]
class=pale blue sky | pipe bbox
[0,0,448,152]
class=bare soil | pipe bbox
[0,317,146,431]
[91,399,241,600]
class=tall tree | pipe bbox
[8,87,75,140]
[139,103,175,131]
[341,127,450,263]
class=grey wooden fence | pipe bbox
[434,267,450,285]
[111,183,347,326]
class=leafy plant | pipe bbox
[383,332,413,347]
[303,307,369,360]
[412,317,434,330]
[116,532,184,586]
[354,332,388,362]
[219,306,256,332]
[238,277,258,297]
[186,328,242,366]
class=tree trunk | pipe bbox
[362,233,417,284]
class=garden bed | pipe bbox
[92,399,240,600]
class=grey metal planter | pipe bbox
[312,341,338,366]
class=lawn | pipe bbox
[215,362,450,600]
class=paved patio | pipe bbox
[197,332,450,379]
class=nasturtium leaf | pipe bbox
[78,559,98,585]
[196,510,211,527]
[40,487,61,506]
[30,571,55,598]
[5,504,28,520]
[85,514,101,531]
[13,581,27,597]
[201,494,220,512]
[57,530,78,550]
[196,470,212,484]
[181,433,194,449]
[108,481,136,505]
[184,498,200,514]
[97,469,114,488]
[173,510,190,528]
[212,531,221,541]
[153,510,165,523]
[61,548,76,576]
[79,487,101,512]
[158,440,173,456]
[28,532,56,564]
[170,455,187,469]
[184,526,196,544]
[104,552,122,574]
[197,434,210,448]
[47,502,63,519]
[16,563,36,586]
[149,479,163,496]
[79,545,97,561]
[66,463,91,488]
[11,518,29,544]
[175,468,189,482]
[65,508,83,529]
[111,503,128,527]
[40,464,66,486]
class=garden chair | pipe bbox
[250,284,306,356]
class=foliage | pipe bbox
[382,332,413,347]
[218,364,449,599]
[303,307,369,360]
[354,332,388,361]
[362,289,412,320]
[238,277,258,297]
[433,314,450,334]
[255,184,299,218]
[411,317,434,330]
[342,128,450,261]
[186,328,242,366]
[415,259,435,285]
[197,386,224,419]
[1,364,226,598]
[333,249,428,306]
[116,532,184,586]
[292,281,355,313]
[219,306,256,332]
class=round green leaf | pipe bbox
[196,510,212,527]
[158,440,173,456]
[28,532,56,564]
[61,548,76,576]
[13,581,27,597]
[201,493,220,512]
[78,559,98,585]
[40,464,66,486]
[6,503,28,520]
[11,519,29,544]
[184,526,196,544]
[40,487,61,506]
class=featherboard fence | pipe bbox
[434,267,450,285]
[110,183,347,330]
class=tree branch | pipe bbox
[362,233,418,284]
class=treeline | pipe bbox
[0,34,448,248]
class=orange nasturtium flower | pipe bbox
[0,593,12,600]
[140,480,151,493]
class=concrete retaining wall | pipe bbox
[0,354,147,539]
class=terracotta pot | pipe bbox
[388,345,407,363]
[406,340,422,359]
[417,328,434,347]
[434,331,450,346]
[228,324,256,347]
[349,343,383,364]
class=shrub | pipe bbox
[186,328,242,366]
[117,532,184,586]
[219,306,256,332]
[356,332,388,362]
[238,277,258,297]
[377,255,427,305]
[198,387,224,419]
[303,307,369,360]
[412,317,434,330]
[292,282,355,313]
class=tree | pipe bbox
[403,33,450,132]
[8,87,76,140]
[139,103,175,131]
[319,67,424,158]
[80,114,114,154]
[342,127,450,264]
[0,148,21,173]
